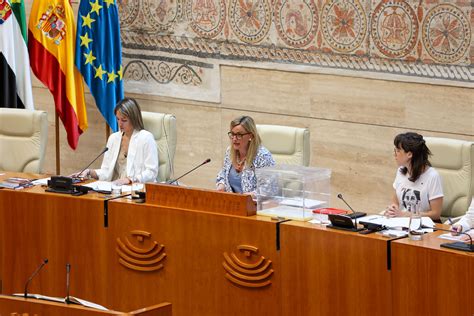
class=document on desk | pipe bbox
[438,233,467,241]
[360,215,435,228]
[280,198,327,209]
[83,181,112,191]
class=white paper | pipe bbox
[83,181,112,191]
[280,198,326,209]
[359,215,435,229]
[31,178,50,185]
[438,233,465,241]
[258,205,313,221]
[378,229,408,238]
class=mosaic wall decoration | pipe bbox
[119,0,473,101]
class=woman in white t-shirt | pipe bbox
[384,132,444,221]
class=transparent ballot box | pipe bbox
[256,165,331,221]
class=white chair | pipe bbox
[257,124,310,166]
[425,137,474,221]
[0,108,48,173]
[141,111,177,182]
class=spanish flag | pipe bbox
[28,0,88,149]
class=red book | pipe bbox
[313,208,349,215]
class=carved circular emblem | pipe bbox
[371,0,418,58]
[143,0,183,32]
[222,245,273,288]
[187,0,226,38]
[117,0,140,28]
[228,0,272,44]
[274,0,318,48]
[422,4,471,64]
[321,0,367,53]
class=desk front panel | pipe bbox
[0,189,108,302]
[280,222,392,316]
[105,200,281,316]
[391,232,474,316]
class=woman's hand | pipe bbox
[70,169,89,178]
[113,178,131,186]
[216,183,225,192]
[451,224,463,235]
[384,204,405,217]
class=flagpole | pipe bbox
[55,112,60,175]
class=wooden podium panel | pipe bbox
[0,189,109,307]
[391,231,474,316]
[145,183,256,216]
[0,295,123,316]
[104,200,280,315]
[0,295,172,316]
[279,221,392,316]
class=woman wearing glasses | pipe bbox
[216,116,275,194]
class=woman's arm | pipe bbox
[421,197,443,220]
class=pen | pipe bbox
[448,217,454,225]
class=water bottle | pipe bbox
[408,206,423,241]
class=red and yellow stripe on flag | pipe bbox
[28,0,88,149]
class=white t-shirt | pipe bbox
[393,167,444,213]
[458,199,474,232]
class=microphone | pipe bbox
[167,158,211,185]
[73,147,109,181]
[65,263,71,304]
[337,193,367,219]
[24,258,48,298]
[432,227,473,252]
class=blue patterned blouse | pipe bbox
[216,145,275,194]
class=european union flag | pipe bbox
[75,0,123,132]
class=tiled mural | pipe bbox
[119,0,473,101]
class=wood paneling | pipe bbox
[280,221,392,316]
[391,231,474,316]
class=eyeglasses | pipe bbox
[227,132,251,140]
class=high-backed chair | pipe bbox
[256,124,310,166]
[0,108,48,173]
[142,111,177,182]
[425,137,474,221]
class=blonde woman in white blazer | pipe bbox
[79,98,158,184]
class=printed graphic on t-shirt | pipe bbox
[401,188,421,212]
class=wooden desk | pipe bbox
[280,221,393,316]
[0,178,280,316]
[391,230,474,316]
[0,295,172,316]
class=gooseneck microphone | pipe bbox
[167,158,211,185]
[24,258,48,298]
[65,263,71,304]
[74,147,109,179]
[432,227,474,252]
[337,193,367,219]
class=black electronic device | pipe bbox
[434,227,474,253]
[46,176,74,194]
[327,214,364,232]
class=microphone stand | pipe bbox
[65,263,71,304]
[24,258,48,298]
[167,159,211,185]
[73,147,109,181]
[337,193,367,219]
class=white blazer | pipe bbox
[94,129,158,183]
[458,199,474,232]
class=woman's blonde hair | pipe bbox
[229,116,261,167]
[114,98,144,131]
